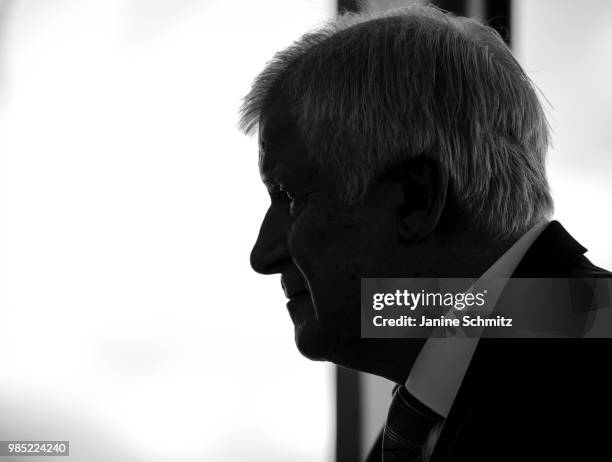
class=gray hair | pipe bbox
[239,5,553,238]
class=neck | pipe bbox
[425,225,519,278]
[335,226,522,383]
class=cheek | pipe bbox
[288,206,399,341]
[289,204,400,284]
[289,216,360,331]
[289,206,374,300]
[288,206,354,269]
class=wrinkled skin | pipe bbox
[250,95,511,382]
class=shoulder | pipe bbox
[564,254,612,277]
[513,220,611,277]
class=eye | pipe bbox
[278,186,295,201]
[268,184,291,201]
[279,188,307,217]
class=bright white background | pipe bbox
[1,1,611,461]
[515,0,612,270]
[0,1,334,461]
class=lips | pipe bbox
[287,288,309,299]
[281,274,309,299]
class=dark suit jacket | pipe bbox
[366,221,612,461]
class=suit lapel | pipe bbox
[428,221,588,461]
[511,221,587,277]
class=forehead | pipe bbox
[258,97,315,185]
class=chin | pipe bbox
[293,324,338,361]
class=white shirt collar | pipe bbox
[404,220,549,417]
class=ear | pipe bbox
[393,156,449,243]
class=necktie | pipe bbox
[382,385,443,462]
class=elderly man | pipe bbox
[241,5,611,462]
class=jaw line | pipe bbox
[327,291,363,368]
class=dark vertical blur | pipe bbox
[338,0,360,14]
[433,0,468,15]
[484,0,512,46]
[433,0,512,46]
[336,366,362,462]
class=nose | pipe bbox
[250,205,292,275]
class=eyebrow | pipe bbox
[258,146,286,187]
[260,170,282,187]
[261,171,295,193]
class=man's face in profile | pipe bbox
[250,96,411,364]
